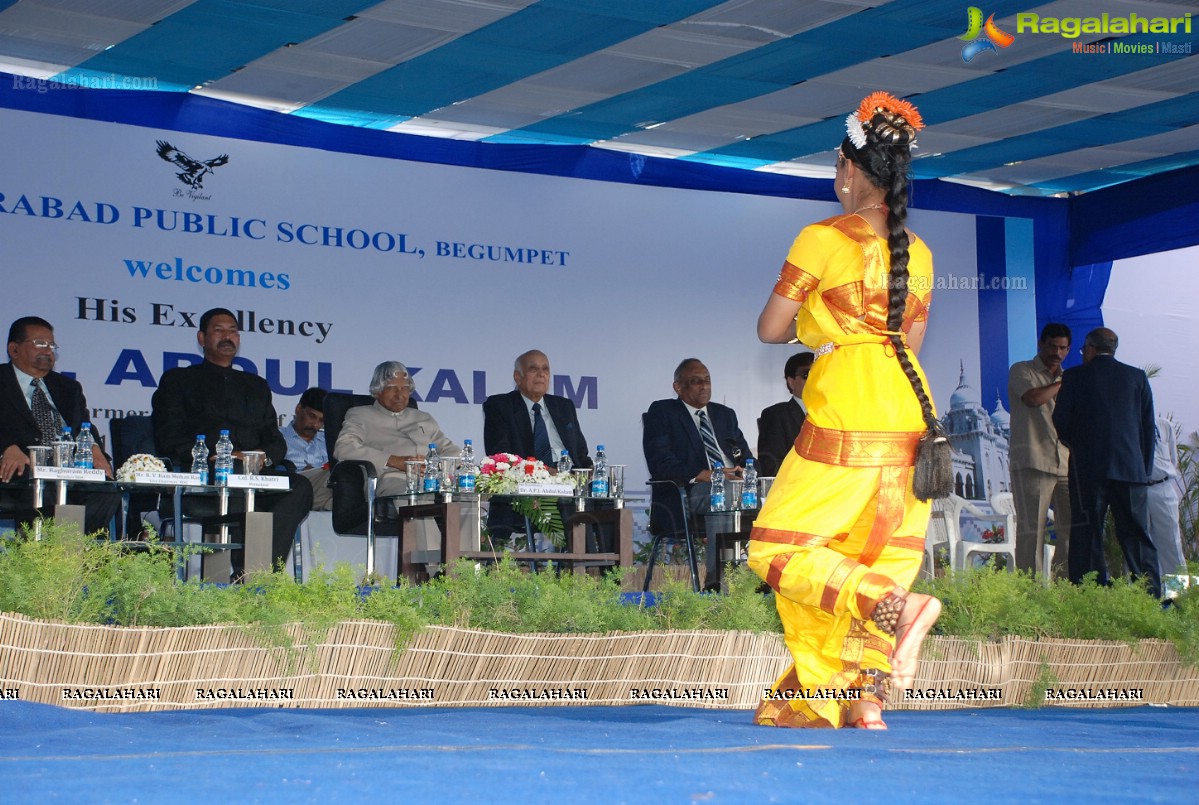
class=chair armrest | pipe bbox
[329,459,379,535]
[330,459,377,484]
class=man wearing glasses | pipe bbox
[756,352,814,478]
[0,315,120,534]
[643,358,754,587]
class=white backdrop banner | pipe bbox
[0,107,985,494]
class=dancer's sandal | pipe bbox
[871,587,942,691]
[846,668,889,730]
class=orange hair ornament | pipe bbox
[845,91,925,149]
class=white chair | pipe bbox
[922,495,964,578]
[954,492,1017,572]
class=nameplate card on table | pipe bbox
[516,483,575,497]
[133,471,207,487]
[228,474,291,490]
[32,466,106,482]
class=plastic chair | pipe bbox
[955,492,1017,572]
[922,495,964,578]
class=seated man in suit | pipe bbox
[756,352,813,478]
[643,358,753,589]
[483,349,593,547]
[0,316,120,535]
[284,387,332,511]
[152,308,313,572]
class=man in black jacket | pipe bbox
[482,349,592,545]
[0,316,120,534]
[756,352,813,478]
[1053,327,1159,597]
[152,308,312,568]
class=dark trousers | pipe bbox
[174,472,313,567]
[1068,477,1160,598]
[0,484,121,536]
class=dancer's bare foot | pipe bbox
[890,591,941,691]
[846,700,887,730]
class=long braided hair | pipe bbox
[841,95,952,500]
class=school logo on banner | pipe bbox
[154,140,229,192]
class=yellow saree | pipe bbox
[749,213,935,728]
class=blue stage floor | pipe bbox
[1,702,1196,803]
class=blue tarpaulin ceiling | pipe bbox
[0,0,1196,198]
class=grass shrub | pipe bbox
[1,521,1195,667]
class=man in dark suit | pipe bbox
[756,352,813,477]
[483,349,593,545]
[0,316,120,534]
[643,358,753,587]
[1052,327,1159,597]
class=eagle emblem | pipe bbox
[155,140,229,189]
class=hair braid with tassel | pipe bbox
[841,95,952,500]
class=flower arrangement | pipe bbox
[475,453,568,546]
[982,525,1006,544]
[475,453,559,493]
[116,453,167,482]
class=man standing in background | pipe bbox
[1008,323,1072,577]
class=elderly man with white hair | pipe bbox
[334,361,460,499]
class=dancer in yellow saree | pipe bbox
[750,93,943,730]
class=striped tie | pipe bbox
[696,410,725,469]
[31,378,63,447]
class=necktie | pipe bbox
[532,403,553,465]
[697,410,726,469]
[31,377,63,447]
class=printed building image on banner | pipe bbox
[0,105,1001,549]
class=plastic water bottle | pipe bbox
[423,443,441,492]
[74,423,94,469]
[456,439,477,492]
[741,459,759,509]
[590,444,609,497]
[191,435,210,484]
[557,449,573,475]
[710,462,726,511]
[214,429,234,486]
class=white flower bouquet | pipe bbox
[116,453,167,482]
